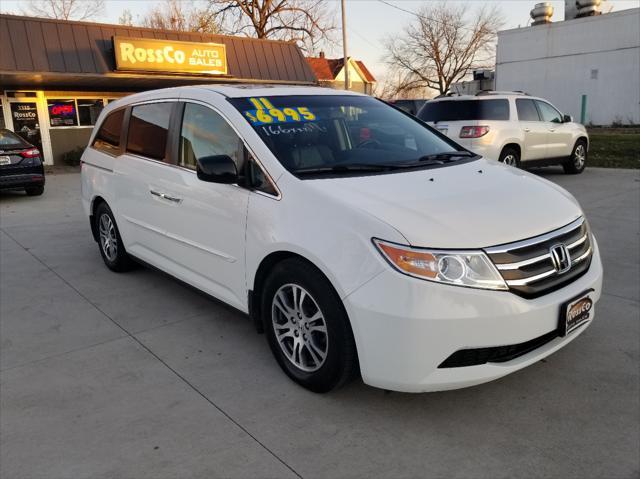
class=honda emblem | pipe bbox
[550,243,571,274]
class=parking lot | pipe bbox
[1,167,638,479]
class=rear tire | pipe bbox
[563,139,587,174]
[262,258,358,393]
[499,147,521,167]
[94,202,135,272]
[25,186,44,196]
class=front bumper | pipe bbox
[343,238,603,392]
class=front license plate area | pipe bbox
[559,289,594,336]
[0,156,10,166]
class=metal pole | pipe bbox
[580,94,587,124]
[341,0,349,90]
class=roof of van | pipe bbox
[196,84,363,98]
[429,92,535,102]
[105,84,364,108]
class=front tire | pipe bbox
[563,139,587,174]
[94,202,135,272]
[499,147,521,167]
[262,258,358,393]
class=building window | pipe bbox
[78,99,105,126]
[47,98,112,128]
[48,99,78,127]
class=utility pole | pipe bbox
[341,0,349,91]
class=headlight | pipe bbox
[373,239,508,290]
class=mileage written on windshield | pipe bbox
[244,97,316,125]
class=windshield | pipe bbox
[229,95,472,176]
[418,99,509,122]
[0,129,28,148]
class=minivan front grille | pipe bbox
[485,217,592,298]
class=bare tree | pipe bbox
[118,9,134,27]
[138,0,220,34]
[211,0,336,54]
[24,0,104,20]
[385,3,503,96]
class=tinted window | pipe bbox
[247,158,277,195]
[418,99,510,122]
[127,103,173,160]
[78,99,105,126]
[0,129,28,147]
[230,95,461,175]
[93,109,124,155]
[179,103,243,170]
[516,99,540,121]
[536,101,562,123]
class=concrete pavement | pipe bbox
[1,167,638,479]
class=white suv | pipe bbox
[417,92,589,174]
[81,85,602,393]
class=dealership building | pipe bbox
[0,14,317,165]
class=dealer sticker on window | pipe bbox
[244,97,316,125]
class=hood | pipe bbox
[308,159,582,248]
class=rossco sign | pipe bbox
[113,36,228,75]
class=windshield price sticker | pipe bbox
[244,97,316,125]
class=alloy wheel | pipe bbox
[502,154,517,166]
[574,144,586,169]
[98,213,118,262]
[271,283,329,372]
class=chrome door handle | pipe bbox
[150,190,182,203]
[524,128,531,132]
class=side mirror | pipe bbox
[196,155,238,184]
[563,114,573,123]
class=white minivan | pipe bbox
[81,85,603,393]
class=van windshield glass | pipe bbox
[418,99,509,122]
[229,95,474,176]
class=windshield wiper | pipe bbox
[294,163,407,175]
[415,151,477,164]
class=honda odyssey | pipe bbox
[80,85,603,393]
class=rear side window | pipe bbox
[516,99,540,121]
[418,99,509,122]
[93,109,124,155]
[127,103,173,160]
[179,103,243,170]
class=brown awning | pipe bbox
[0,14,318,90]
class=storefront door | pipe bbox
[9,101,43,151]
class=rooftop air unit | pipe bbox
[565,0,606,20]
[530,2,554,25]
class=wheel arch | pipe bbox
[575,135,589,151]
[249,250,341,334]
[500,142,521,158]
[89,195,108,242]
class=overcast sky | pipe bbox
[2,0,638,82]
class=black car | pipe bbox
[389,99,428,116]
[0,129,45,196]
